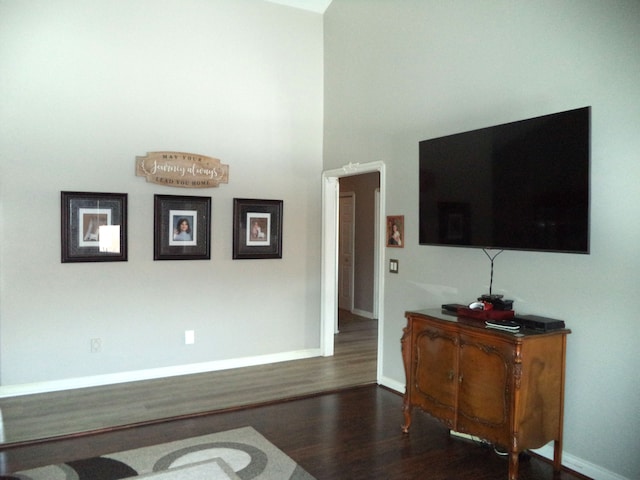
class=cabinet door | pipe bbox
[412,325,458,425]
[457,334,512,444]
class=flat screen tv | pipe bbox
[419,106,590,253]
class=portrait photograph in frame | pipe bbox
[154,194,211,260]
[233,198,283,259]
[61,191,128,263]
[386,215,404,248]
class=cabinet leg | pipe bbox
[553,439,563,473]
[508,450,519,480]
[401,402,412,433]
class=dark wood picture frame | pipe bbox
[154,194,211,260]
[386,215,404,248]
[233,198,283,259]
[61,191,128,263]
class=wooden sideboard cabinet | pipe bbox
[401,309,570,480]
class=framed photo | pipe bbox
[61,191,128,263]
[386,215,404,248]
[154,195,211,260]
[233,198,283,259]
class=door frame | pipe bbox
[338,192,356,315]
[320,161,385,382]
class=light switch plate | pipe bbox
[389,259,399,273]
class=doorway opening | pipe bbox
[338,192,355,313]
[321,162,385,383]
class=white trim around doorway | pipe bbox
[320,162,386,384]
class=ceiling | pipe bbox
[264,0,333,14]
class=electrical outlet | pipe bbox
[90,338,101,353]
[185,330,195,345]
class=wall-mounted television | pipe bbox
[419,106,590,254]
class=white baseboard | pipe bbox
[378,375,404,394]
[0,348,321,399]
[379,379,630,480]
[351,308,375,319]
[532,444,631,480]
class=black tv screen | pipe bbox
[419,106,590,253]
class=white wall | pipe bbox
[0,0,324,384]
[324,1,640,479]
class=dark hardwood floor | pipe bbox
[0,385,589,480]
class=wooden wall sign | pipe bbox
[136,152,229,188]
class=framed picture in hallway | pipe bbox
[233,198,283,259]
[61,191,128,263]
[154,194,211,260]
[386,215,404,248]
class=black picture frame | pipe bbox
[233,198,283,259]
[61,191,128,263]
[154,194,211,260]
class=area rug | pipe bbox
[4,426,315,480]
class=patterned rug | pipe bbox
[4,426,315,480]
